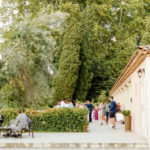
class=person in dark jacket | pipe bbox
[85,101,94,122]
[0,109,4,127]
[109,96,117,129]
[105,102,110,125]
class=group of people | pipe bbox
[0,109,31,137]
[0,96,123,137]
[85,96,123,129]
[55,96,123,129]
[55,100,74,108]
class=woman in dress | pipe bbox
[94,104,99,120]
[100,102,106,125]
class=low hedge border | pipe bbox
[2,108,89,132]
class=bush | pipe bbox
[122,110,131,116]
[1,108,18,125]
[98,90,108,103]
[2,108,89,132]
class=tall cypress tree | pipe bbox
[53,18,81,101]
[74,5,98,100]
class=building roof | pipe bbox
[110,45,150,95]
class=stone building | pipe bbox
[110,45,150,142]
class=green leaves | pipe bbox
[74,5,97,100]
[0,10,69,107]
[122,110,131,116]
[1,0,150,106]
[53,18,81,101]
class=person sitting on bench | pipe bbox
[5,109,30,137]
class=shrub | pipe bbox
[2,108,18,126]
[2,108,89,132]
[122,110,131,116]
[98,90,108,103]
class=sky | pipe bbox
[0,0,2,8]
[0,0,4,43]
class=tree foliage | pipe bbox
[74,5,97,100]
[54,18,81,101]
[1,0,150,106]
[0,10,68,107]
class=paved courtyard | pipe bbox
[0,120,149,149]
[0,149,150,150]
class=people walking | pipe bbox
[98,103,102,117]
[85,101,94,122]
[94,104,99,120]
[105,102,109,125]
[109,96,117,129]
[116,103,121,112]
[100,102,106,125]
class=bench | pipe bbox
[20,122,34,138]
[0,121,34,138]
[20,128,34,138]
[0,127,12,137]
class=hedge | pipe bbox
[1,108,89,132]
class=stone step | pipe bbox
[0,142,149,149]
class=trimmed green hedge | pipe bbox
[2,108,89,132]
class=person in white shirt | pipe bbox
[116,110,124,124]
[60,100,67,107]
[68,100,74,108]
[55,101,61,108]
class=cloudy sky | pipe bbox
[0,0,2,7]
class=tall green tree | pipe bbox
[54,18,81,101]
[0,10,68,107]
[74,5,97,100]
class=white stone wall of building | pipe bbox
[113,59,149,139]
[145,56,150,142]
